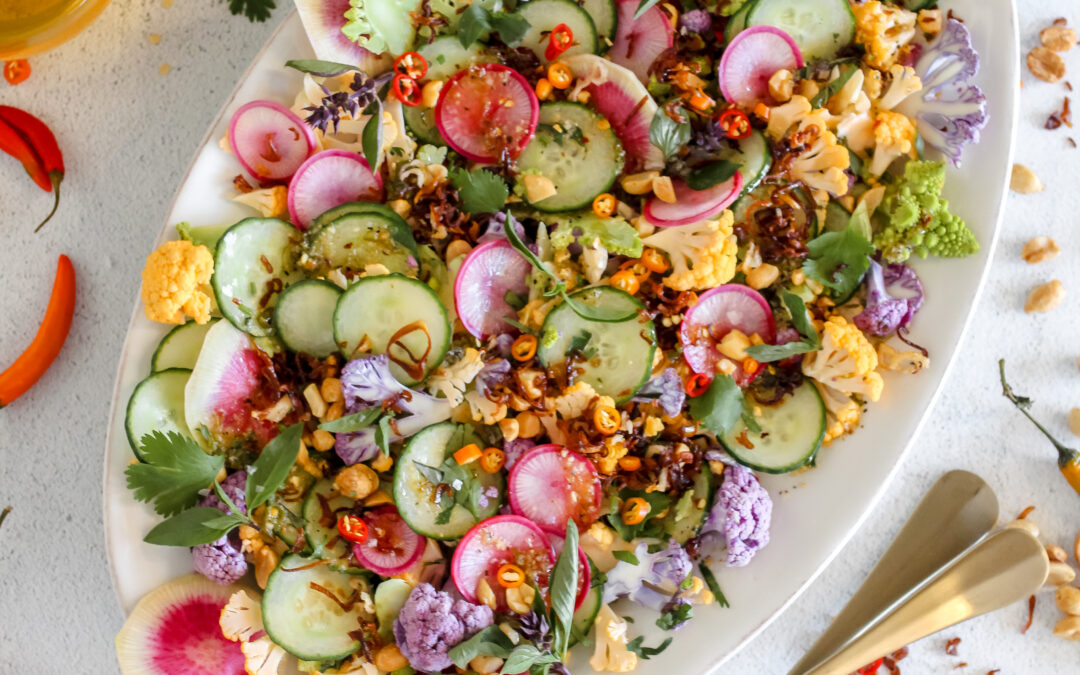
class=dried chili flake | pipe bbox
[1054,17,1068,26]
[1066,81,1073,91]
[234,174,255,193]
[881,656,901,675]
[1022,593,1036,633]
[1046,112,1063,130]
[1063,96,1072,127]
[1018,505,1036,520]
[890,647,909,661]
[953,663,968,669]
[945,637,961,655]
[1068,137,1076,148]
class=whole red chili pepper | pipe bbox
[0,106,65,232]
[0,255,76,408]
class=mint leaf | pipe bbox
[319,408,382,434]
[649,110,690,162]
[245,423,304,511]
[413,461,445,485]
[686,160,740,191]
[143,507,247,547]
[450,168,509,214]
[457,4,492,48]
[802,218,874,299]
[612,550,640,565]
[125,431,226,517]
[285,59,356,77]
[687,374,743,436]
[448,625,514,668]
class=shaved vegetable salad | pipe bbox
[117,0,988,673]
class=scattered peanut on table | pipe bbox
[1021,236,1060,264]
[1027,46,1067,83]
[1024,280,1065,313]
[1040,25,1078,52]
[1010,164,1044,193]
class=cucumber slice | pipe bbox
[663,464,714,544]
[518,0,599,62]
[212,217,301,337]
[517,102,624,212]
[720,381,826,474]
[264,487,311,549]
[570,563,603,646]
[262,553,365,661]
[537,287,655,403]
[305,211,415,277]
[723,0,758,44]
[125,368,192,461]
[900,0,935,9]
[403,38,492,146]
[393,422,503,540]
[745,0,855,62]
[579,0,617,43]
[274,280,342,358]
[302,478,364,571]
[151,319,218,372]
[333,274,450,383]
[714,130,771,195]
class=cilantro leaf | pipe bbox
[649,110,690,162]
[450,168,509,214]
[319,408,382,433]
[687,374,743,437]
[627,636,673,659]
[226,0,276,22]
[686,160,740,191]
[656,602,694,630]
[144,507,248,547]
[245,423,304,511]
[612,550,640,565]
[125,431,226,517]
[745,292,821,362]
[802,218,874,299]
[607,489,670,541]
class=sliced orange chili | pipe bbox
[610,269,641,295]
[337,514,370,544]
[742,357,760,375]
[547,62,573,89]
[511,334,537,361]
[621,497,650,525]
[480,447,506,473]
[593,405,621,435]
[592,192,616,218]
[641,248,669,274]
[0,255,75,408]
[685,373,711,397]
[618,456,642,472]
[454,443,483,465]
[3,60,30,86]
[496,563,525,588]
[393,52,428,79]
[718,108,751,139]
[687,88,715,114]
[546,24,574,61]
[392,74,423,107]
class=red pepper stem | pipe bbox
[34,171,63,233]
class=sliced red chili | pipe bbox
[3,60,30,86]
[685,373,712,397]
[337,514,370,544]
[392,74,423,107]
[393,52,428,80]
[545,24,574,61]
[855,658,883,675]
[718,108,751,140]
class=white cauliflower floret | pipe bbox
[802,315,884,402]
[425,348,484,406]
[790,115,850,197]
[589,604,639,673]
[220,590,288,675]
[582,241,610,285]
[463,389,508,424]
[641,211,738,291]
[553,381,599,420]
[813,381,862,444]
[852,0,918,69]
[766,95,812,139]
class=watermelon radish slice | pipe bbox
[719,26,805,109]
[608,0,675,84]
[452,515,555,612]
[644,171,743,227]
[681,284,776,386]
[454,240,532,340]
[114,575,246,675]
[287,149,383,230]
[508,445,602,536]
[562,54,665,172]
[294,0,392,75]
[547,533,593,611]
[352,505,427,576]
[228,101,315,182]
[435,65,539,163]
[184,321,280,449]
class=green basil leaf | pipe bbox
[489,11,531,46]
[319,408,382,434]
[245,422,304,511]
[649,110,690,162]
[211,480,246,518]
[285,58,356,77]
[561,290,638,322]
[549,520,580,656]
[685,160,740,191]
[448,626,514,668]
[503,645,559,673]
[810,63,859,108]
[612,550,640,565]
[413,461,445,485]
[362,100,383,172]
[802,218,874,299]
[457,4,492,48]
[143,508,247,547]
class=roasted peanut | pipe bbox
[1027,46,1066,82]
[1057,586,1080,615]
[1007,518,1040,538]
[470,656,505,674]
[652,175,677,203]
[320,377,343,404]
[745,263,780,290]
[621,171,660,195]
[1047,561,1077,587]
[1048,544,1069,563]
[334,464,379,500]
[1010,164,1044,194]
[445,239,472,262]
[303,383,328,418]
[1069,408,1080,437]
[1054,616,1080,641]
[375,644,409,672]
[1021,236,1061,264]
[476,578,497,610]
[254,546,279,590]
[1024,280,1065,313]
[768,69,794,102]
[1041,25,1078,52]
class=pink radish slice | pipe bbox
[547,533,593,611]
[608,0,675,84]
[294,0,392,75]
[644,171,743,227]
[509,445,602,536]
[454,240,532,339]
[681,284,776,386]
[452,515,555,611]
[719,26,805,109]
[352,505,427,576]
[228,100,315,182]
[115,575,246,675]
[435,65,539,163]
[287,149,383,230]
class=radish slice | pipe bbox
[608,0,675,84]
[681,284,776,386]
[454,240,531,340]
[719,26,805,109]
[452,515,555,611]
[287,149,383,230]
[509,445,602,536]
[435,64,539,163]
[115,575,246,675]
[228,100,315,182]
[352,505,427,576]
[644,171,743,227]
[548,533,593,611]
[294,0,392,75]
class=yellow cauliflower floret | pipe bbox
[852,0,918,69]
[790,119,851,197]
[231,186,288,218]
[590,605,639,673]
[141,240,215,325]
[877,342,930,374]
[641,211,738,291]
[596,435,628,475]
[802,315,884,402]
[554,381,599,420]
[425,347,484,406]
[814,381,862,444]
[766,95,812,139]
[869,110,917,176]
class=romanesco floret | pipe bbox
[549,213,644,258]
[641,210,738,291]
[141,240,215,325]
[852,0,918,69]
[873,160,978,263]
[869,110,917,176]
[801,315,884,402]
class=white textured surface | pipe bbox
[0,2,1077,674]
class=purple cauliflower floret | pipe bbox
[393,583,494,673]
[897,18,988,165]
[660,595,692,631]
[475,358,512,399]
[602,539,693,610]
[503,438,537,470]
[192,471,248,585]
[679,9,711,33]
[854,260,925,336]
[336,355,452,465]
[700,462,772,567]
[476,212,527,244]
[630,368,686,418]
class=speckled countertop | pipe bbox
[0,1,1077,673]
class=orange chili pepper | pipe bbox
[480,447,506,473]
[592,193,616,218]
[511,334,537,361]
[621,497,650,525]
[535,78,554,100]
[547,62,573,89]
[742,357,760,375]
[593,405,621,435]
[0,255,76,408]
[454,443,483,465]
[337,514,369,544]
[0,106,66,231]
[618,456,642,472]
[610,269,641,295]
[641,248,669,274]
[3,60,30,86]
[496,563,525,588]
[687,88,716,114]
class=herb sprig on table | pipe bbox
[227,0,276,22]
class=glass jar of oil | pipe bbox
[0,0,111,60]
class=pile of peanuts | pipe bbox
[1006,510,1080,640]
